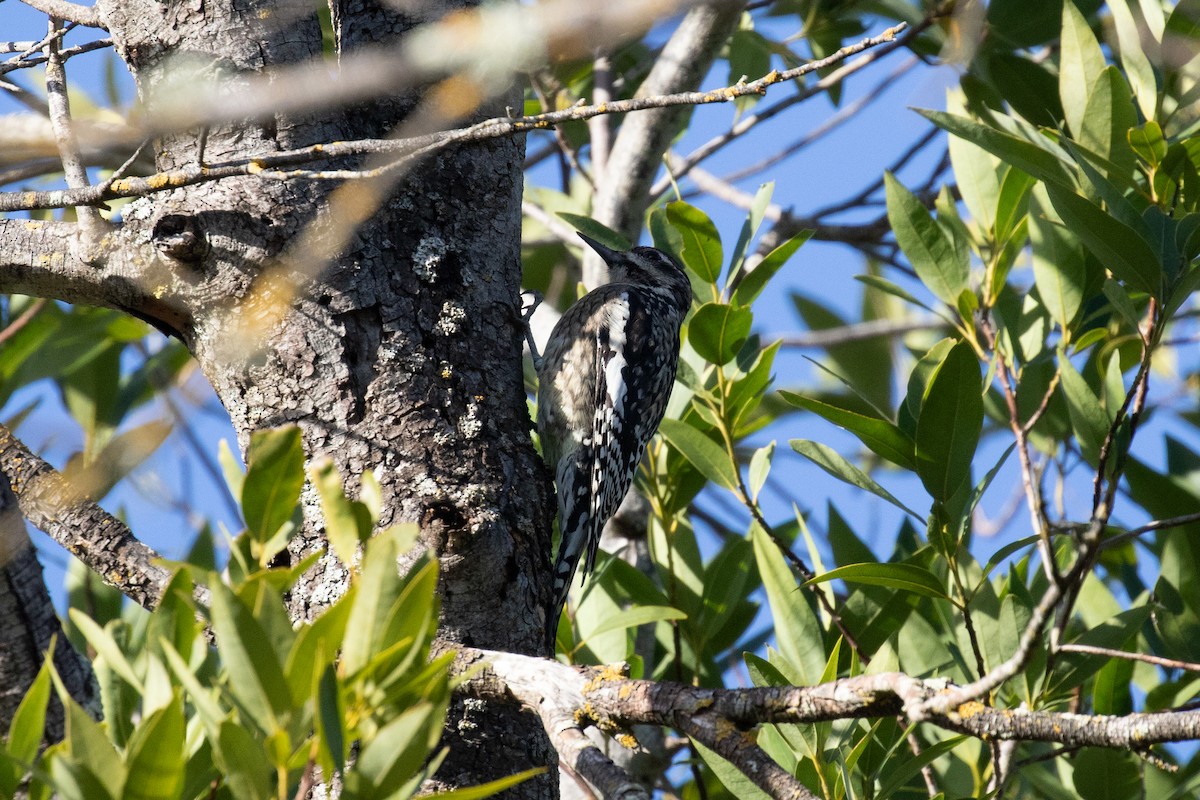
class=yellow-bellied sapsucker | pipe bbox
[536,233,691,647]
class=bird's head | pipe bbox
[579,233,692,314]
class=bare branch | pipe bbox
[774,318,948,348]
[649,17,927,200]
[20,0,106,30]
[467,650,1200,763]
[0,423,173,612]
[42,18,105,246]
[1057,644,1200,674]
[0,23,908,213]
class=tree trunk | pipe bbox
[4,0,556,791]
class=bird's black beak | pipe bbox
[578,232,620,265]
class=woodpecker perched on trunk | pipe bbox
[536,232,691,649]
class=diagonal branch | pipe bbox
[0,423,174,612]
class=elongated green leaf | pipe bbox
[690,737,773,800]
[748,441,774,500]
[1110,0,1158,119]
[67,611,143,693]
[433,768,548,800]
[556,213,631,250]
[657,418,737,490]
[915,341,983,503]
[355,701,439,791]
[885,173,967,306]
[917,109,1075,188]
[316,661,345,774]
[1060,0,1106,137]
[123,694,186,800]
[688,303,752,365]
[750,524,824,686]
[1045,185,1162,297]
[666,201,723,282]
[727,182,773,285]
[732,229,811,307]
[946,89,1000,232]
[781,391,915,470]
[1030,189,1086,331]
[789,439,922,520]
[7,659,51,766]
[65,699,123,798]
[585,605,686,639]
[213,721,272,800]
[805,563,949,601]
[1058,355,1110,466]
[208,581,291,730]
[877,735,968,799]
[1079,66,1137,176]
[310,459,373,566]
[242,426,305,545]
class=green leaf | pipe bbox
[877,734,968,799]
[689,737,772,800]
[884,173,968,306]
[789,439,922,520]
[946,89,1000,232]
[727,182,773,285]
[917,109,1075,189]
[1059,0,1107,137]
[666,201,723,282]
[994,165,1035,243]
[7,658,51,767]
[731,229,811,307]
[657,418,737,490]
[914,341,983,503]
[1079,66,1137,176]
[805,563,950,601]
[1044,184,1162,297]
[688,303,752,365]
[781,392,915,470]
[1072,748,1141,800]
[310,459,373,566]
[555,213,632,250]
[748,441,774,501]
[316,661,346,774]
[67,611,144,694]
[854,274,935,314]
[241,426,305,547]
[1058,355,1111,466]
[431,768,548,800]
[213,721,272,800]
[1030,189,1086,331]
[354,701,440,792]
[1110,0,1158,120]
[584,605,686,639]
[123,694,186,800]
[64,699,123,798]
[208,581,291,730]
[750,523,825,686]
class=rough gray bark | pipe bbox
[0,472,98,743]
[1,0,554,793]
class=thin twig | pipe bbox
[0,299,47,346]
[1100,511,1200,550]
[0,23,908,213]
[1057,644,1200,673]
